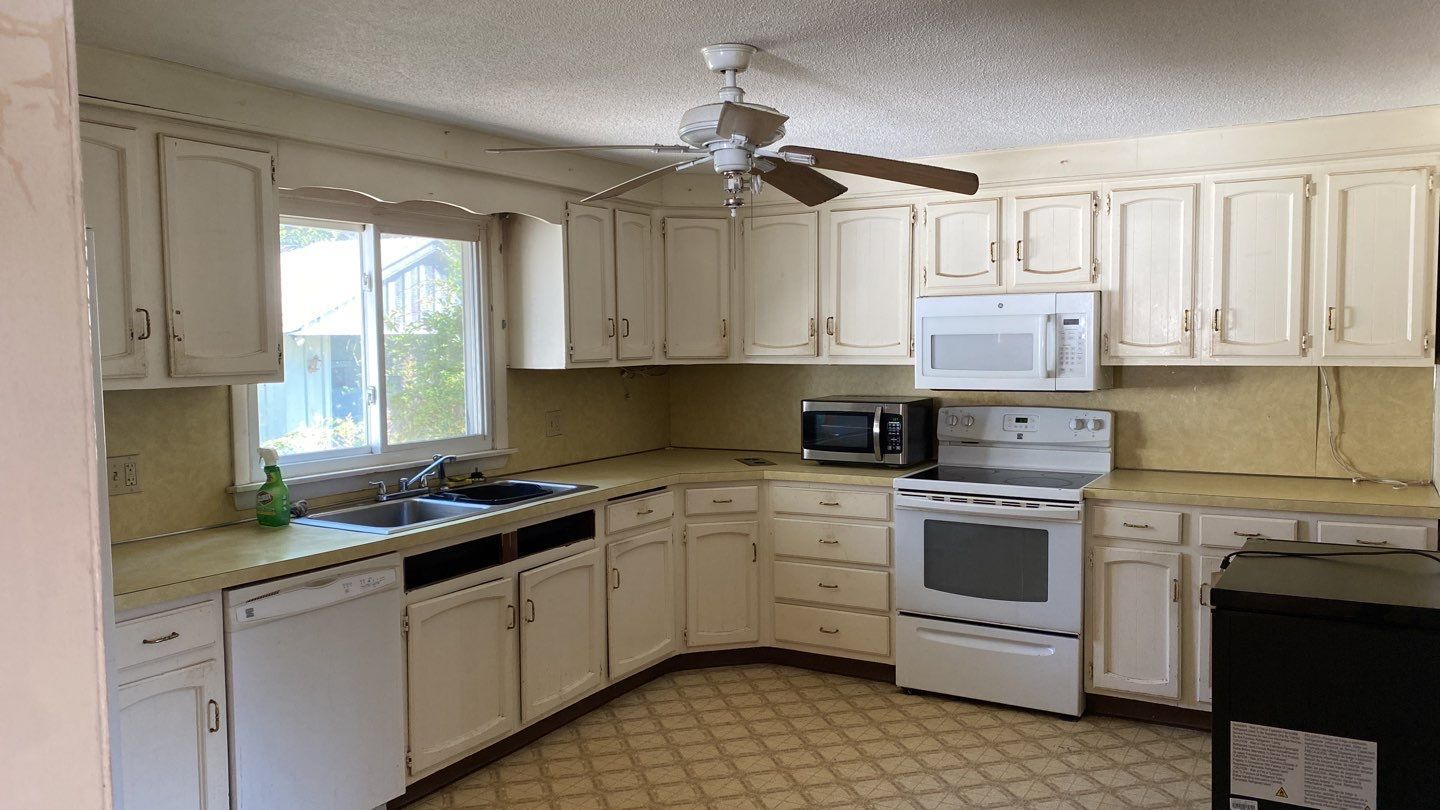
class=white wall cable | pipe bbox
[1319,366,1431,489]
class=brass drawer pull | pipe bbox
[819,626,840,635]
[636,507,654,515]
[1233,531,1264,538]
[142,631,180,645]
[818,500,841,507]
[712,498,733,504]
[817,582,839,589]
[1356,538,1390,546]
[818,538,840,545]
[1122,522,1151,530]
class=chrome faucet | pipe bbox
[400,454,458,492]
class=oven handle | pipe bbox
[873,406,884,463]
[895,492,1082,522]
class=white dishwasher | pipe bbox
[225,554,405,810]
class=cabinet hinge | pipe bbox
[1300,334,1311,352]
[1428,174,1436,192]
[277,342,283,365]
[1087,661,1093,680]
[402,615,410,634]
[910,208,917,226]
[270,155,277,185]
[921,207,927,226]
[1100,334,1109,357]
[662,340,668,356]
[1425,333,1433,352]
[681,527,687,543]
[405,751,413,771]
[909,335,915,356]
[660,218,666,238]
[1304,181,1316,198]
[1090,258,1099,284]
[1091,195,1100,214]
[682,627,688,642]
[1104,193,1111,214]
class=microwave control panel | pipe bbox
[882,414,906,453]
[1056,314,1088,378]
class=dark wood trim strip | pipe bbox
[1084,693,1213,731]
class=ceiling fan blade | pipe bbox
[580,157,713,203]
[779,146,980,196]
[486,144,703,154]
[715,102,789,143]
[760,161,848,207]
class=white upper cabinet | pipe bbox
[1088,545,1182,700]
[922,199,1002,295]
[614,210,657,362]
[159,136,281,379]
[519,549,605,723]
[1205,175,1309,361]
[1315,166,1435,362]
[565,203,617,363]
[664,217,731,359]
[80,121,150,380]
[1104,184,1198,361]
[824,206,913,359]
[607,526,678,679]
[405,576,517,776]
[743,212,818,357]
[1007,191,1098,290]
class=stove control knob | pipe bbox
[1069,418,1086,431]
[946,414,959,427]
[1087,418,1105,432]
[961,414,976,428]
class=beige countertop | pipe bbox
[112,448,919,612]
[1085,468,1440,519]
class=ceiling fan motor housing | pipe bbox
[678,103,786,149]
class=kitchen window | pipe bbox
[232,200,506,492]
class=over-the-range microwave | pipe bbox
[914,291,1112,391]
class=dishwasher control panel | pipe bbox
[232,567,397,625]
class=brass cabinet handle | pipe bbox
[721,318,728,338]
[825,316,835,336]
[751,542,757,563]
[207,699,220,733]
[819,627,840,635]
[636,507,654,516]
[1122,522,1151,529]
[1181,309,1191,333]
[1172,578,1180,603]
[818,538,840,545]
[612,567,621,590]
[988,241,997,263]
[1015,240,1023,261]
[1199,583,1210,608]
[607,317,616,337]
[1326,306,1336,331]
[525,598,536,623]
[142,631,179,645]
[1356,538,1390,546]
[621,318,630,337]
[506,604,517,629]
[712,498,733,504]
[135,308,152,341]
[1212,309,1221,332]
[817,582,839,589]
[808,318,816,337]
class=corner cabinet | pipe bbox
[742,212,818,357]
[663,217,732,359]
[80,106,282,388]
[823,206,914,360]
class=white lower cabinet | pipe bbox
[685,521,759,646]
[1194,555,1224,705]
[519,548,606,722]
[1087,545,1182,700]
[117,659,228,810]
[607,526,677,678]
[404,576,518,775]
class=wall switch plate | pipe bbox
[544,410,563,438]
[107,454,141,495]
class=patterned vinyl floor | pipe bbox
[410,664,1211,809]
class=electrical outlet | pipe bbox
[107,454,141,495]
[544,410,563,438]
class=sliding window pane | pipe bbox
[259,221,368,456]
[380,233,472,445]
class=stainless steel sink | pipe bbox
[294,498,487,535]
[294,478,594,535]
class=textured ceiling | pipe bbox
[75,0,1440,167]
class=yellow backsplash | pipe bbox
[667,365,1435,481]
[103,368,670,541]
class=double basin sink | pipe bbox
[295,479,594,535]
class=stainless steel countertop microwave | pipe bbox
[801,396,935,467]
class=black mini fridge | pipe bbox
[1211,538,1440,809]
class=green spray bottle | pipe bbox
[255,447,291,527]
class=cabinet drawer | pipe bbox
[771,486,890,520]
[773,518,890,566]
[774,603,891,656]
[685,485,758,515]
[606,490,674,534]
[114,600,219,671]
[773,561,890,611]
[1091,505,1182,545]
[1316,521,1433,550]
[1198,513,1299,549]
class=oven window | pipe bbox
[922,520,1049,602]
[930,333,1036,372]
[802,411,874,453]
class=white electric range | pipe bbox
[891,405,1113,718]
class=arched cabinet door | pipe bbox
[117,658,229,810]
[1104,184,1198,361]
[922,199,1002,295]
[80,120,150,379]
[685,521,759,646]
[824,206,913,359]
[607,526,678,678]
[565,202,616,363]
[1007,192,1098,291]
[519,549,605,722]
[743,212,818,357]
[663,217,731,359]
[1087,545,1181,699]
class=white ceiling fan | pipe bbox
[486,43,980,215]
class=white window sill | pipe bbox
[228,447,518,509]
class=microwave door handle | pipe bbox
[873,406,884,462]
[1043,314,1057,378]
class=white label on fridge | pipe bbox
[1230,722,1377,810]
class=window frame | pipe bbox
[231,195,510,493]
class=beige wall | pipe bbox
[668,365,1434,480]
[104,368,669,541]
[1,1,115,806]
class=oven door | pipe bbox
[802,405,884,463]
[895,495,1082,634]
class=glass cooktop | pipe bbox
[903,465,1104,490]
